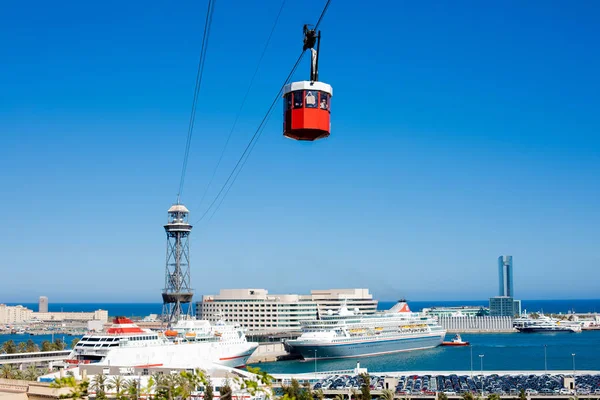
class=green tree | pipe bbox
[24,365,39,381]
[18,342,27,353]
[109,375,126,400]
[518,389,527,400]
[282,378,302,400]
[53,339,66,350]
[360,373,372,400]
[314,389,325,400]
[334,395,345,400]
[91,373,112,400]
[381,389,395,400]
[204,376,214,400]
[2,340,18,354]
[70,338,80,349]
[50,376,89,399]
[41,340,54,352]
[438,392,449,400]
[25,339,40,353]
[1,364,16,379]
[487,394,501,400]
[124,378,141,400]
[219,378,233,400]
[236,366,275,399]
[299,380,313,400]
[462,392,475,400]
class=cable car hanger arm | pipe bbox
[303,24,321,82]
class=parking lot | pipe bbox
[312,374,600,396]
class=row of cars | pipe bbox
[398,374,600,396]
[313,375,386,391]
[312,373,600,396]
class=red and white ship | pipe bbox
[68,317,258,369]
[441,334,470,347]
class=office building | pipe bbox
[491,255,520,317]
[489,296,520,317]
[498,255,514,297]
[196,288,378,334]
[39,296,48,313]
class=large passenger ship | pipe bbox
[286,301,446,360]
[68,317,258,368]
[513,314,582,333]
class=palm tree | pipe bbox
[381,389,395,400]
[0,364,16,379]
[91,373,112,400]
[487,394,501,400]
[462,392,475,400]
[41,340,54,352]
[360,373,372,400]
[18,342,27,353]
[2,340,18,354]
[50,376,89,399]
[220,378,233,400]
[518,389,527,400]
[24,365,39,381]
[334,395,345,400]
[314,389,325,400]
[124,378,141,400]
[25,339,40,353]
[70,338,80,349]
[438,392,449,400]
[109,375,126,400]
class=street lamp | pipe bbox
[314,350,318,377]
[572,353,576,393]
[479,354,484,397]
[544,345,547,373]
[470,346,473,378]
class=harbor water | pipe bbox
[249,331,600,373]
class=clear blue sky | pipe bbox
[1,0,599,303]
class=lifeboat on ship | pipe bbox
[442,334,470,346]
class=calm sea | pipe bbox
[5,299,600,317]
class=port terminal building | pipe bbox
[0,304,108,324]
[196,288,377,335]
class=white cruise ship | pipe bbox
[514,314,582,333]
[286,300,446,360]
[68,317,258,368]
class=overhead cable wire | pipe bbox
[177,0,216,203]
[197,0,287,210]
[196,0,332,223]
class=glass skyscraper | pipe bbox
[498,255,514,297]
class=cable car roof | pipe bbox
[283,80,333,96]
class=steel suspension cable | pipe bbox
[197,0,287,209]
[196,0,332,223]
[177,0,216,202]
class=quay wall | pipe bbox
[247,342,291,363]
[438,316,514,332]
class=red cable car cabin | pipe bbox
[283,81,333,141]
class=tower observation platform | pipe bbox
[162,204,193,324]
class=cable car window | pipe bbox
[319,92,329,110]
[293,91,303,108]
[305,90,317,108]
[285,93,292,111]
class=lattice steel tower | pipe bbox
[162,204,193,324]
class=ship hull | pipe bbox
[516,327,577,333]
[74,341,259,369]
[287,333,445,360]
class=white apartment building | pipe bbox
[0,304,33,324]
[196,288,378,334]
